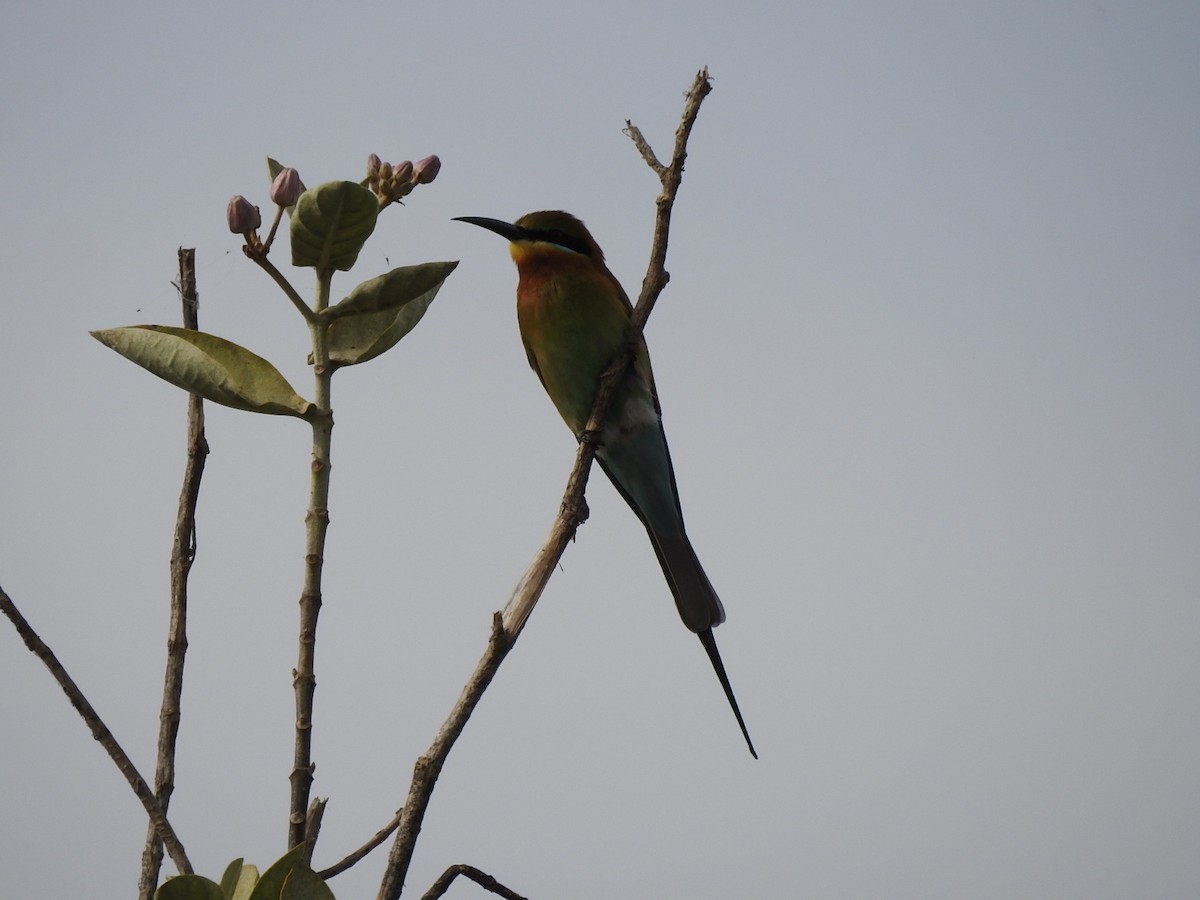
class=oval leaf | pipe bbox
[155,875,225,900]
[323,261,457,366]
[328,260,459,318]
[280,862,335,900]
[290,180,378,272]
[219,858,246,897]
[91,325,314,418]
[220,858,260,900]
[247,847,302,900]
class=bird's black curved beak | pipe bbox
[453,216,529,243]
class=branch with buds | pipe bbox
[82,152,457,896]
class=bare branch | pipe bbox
[317,807,403,880]
[138,248,209,899]
[375,67,713,900]
[377,616,514,899]
[0,585,192,874]
[421,865,529,900]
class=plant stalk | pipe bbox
[288,267,335,849]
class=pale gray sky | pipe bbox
[3,2,1199,898]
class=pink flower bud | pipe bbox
[367,153,382,178]
[270,168,303,207]
[227,195,261,234]
[412,155,441,185]
[392,160,414,186]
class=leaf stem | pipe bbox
[250,253,318,324]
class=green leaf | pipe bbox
[248,847,334,900]
[155,875,226,900]
[280,863,335,900]
[290,180,378,272]
[91,325,314,418]
[267,157,306,218]
[247,847,302,900]
[219,859,245,898]
[328,260,458,318]
[323,261,457,366]
[220,858,260,900]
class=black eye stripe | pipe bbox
[530,228,591,256]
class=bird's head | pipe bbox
[454,210,605,265]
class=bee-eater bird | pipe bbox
[455,210,756,758]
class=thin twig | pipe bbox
[302,798,327,866]
[421,865,529,900]
[137,248,209,899]
[317,807,403,880]
[623,123,666,176]
[375,67,713,900]
[0,585,192,874]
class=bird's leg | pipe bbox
[578,425,604,448]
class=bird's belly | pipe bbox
[521,282,627,434]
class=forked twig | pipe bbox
[421,864,529,900]
[317,807,404,880]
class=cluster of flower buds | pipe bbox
[367,153,441,208]
[227,166,305,256]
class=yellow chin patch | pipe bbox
[510,240,579,265]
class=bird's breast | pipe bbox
[516,264,635,435]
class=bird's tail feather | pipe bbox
[651,532,756,758]
[651,531,726,631]
[596,442,755,756]
[699,628,758,758]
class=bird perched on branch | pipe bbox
[455,210,756,758]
